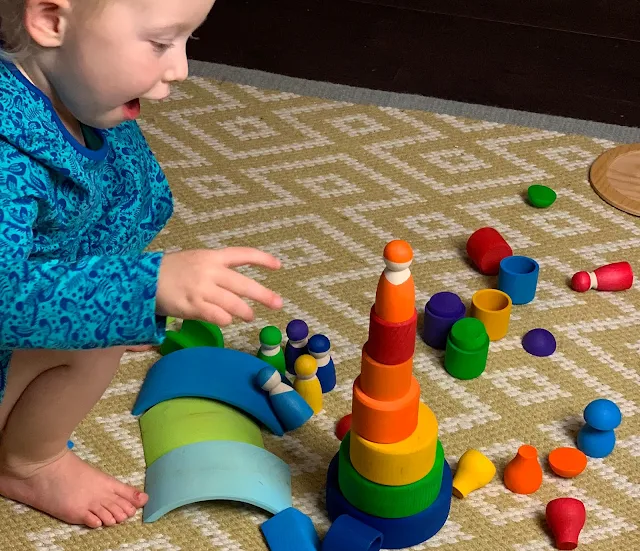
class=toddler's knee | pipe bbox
[74,346,127,365]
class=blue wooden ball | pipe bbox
[584,399,622,431]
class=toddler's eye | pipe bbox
[151,41,173,53]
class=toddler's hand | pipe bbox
[156,248,283,326]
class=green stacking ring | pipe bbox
[338,432,445,518]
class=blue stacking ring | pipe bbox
[325,452,452,549]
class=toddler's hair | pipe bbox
[0,0,29,61]
[0,0,105,61]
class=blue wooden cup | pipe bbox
[498,256,539,305]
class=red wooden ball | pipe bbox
[335,413,352,441]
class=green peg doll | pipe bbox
[257,325,286,377]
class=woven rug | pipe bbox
[2,76,639,550]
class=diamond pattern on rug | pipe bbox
[2,76,639,551]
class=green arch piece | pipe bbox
[139,398,264,467]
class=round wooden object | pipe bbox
[359,346,414,402]
[351,376,420,444]
[349,402,439,486]
[338,433,445,518]
[590,144,640,216]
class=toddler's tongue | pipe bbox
[123,98,141,119]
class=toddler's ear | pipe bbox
[24,0,71,48]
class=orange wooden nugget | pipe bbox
[548,447,587,478]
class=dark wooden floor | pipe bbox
[188,0,640,127]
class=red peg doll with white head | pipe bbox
[571,261,633,292]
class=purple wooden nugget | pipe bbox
[522,328,556,357]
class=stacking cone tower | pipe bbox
[325,240,452,549]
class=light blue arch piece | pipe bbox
[143,440,292,523]
[132,346,285,435]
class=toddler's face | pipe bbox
[47,0,214,128]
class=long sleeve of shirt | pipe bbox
[0,194,167,350]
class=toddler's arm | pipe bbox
[0,195,165,351]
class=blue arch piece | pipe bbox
[132,347,285,435]
[143,440,292,523]
[325,453,452,549]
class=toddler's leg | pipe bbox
[0,347,148,528]
[125,345,155,352]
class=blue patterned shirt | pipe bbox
[0,60,173,400]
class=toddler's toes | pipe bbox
[113,482,148,507]
[113,496,137,518]
[105,500,129,523]
[84,512,103,529]
[91,505,117,526]
[0,450,147,529]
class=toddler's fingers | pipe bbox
[212,247,281,270]
[215,269,283,310]
[206,286,256,322]
[198,303,234,327]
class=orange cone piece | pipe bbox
[503,445,543,495]
[374,240,415,323]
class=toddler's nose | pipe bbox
[165,52,189,83]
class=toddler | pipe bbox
[0,0,283,529]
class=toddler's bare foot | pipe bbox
[0,450,148,528]
[125,345,155,352]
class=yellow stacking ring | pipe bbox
[349,402,439,486]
